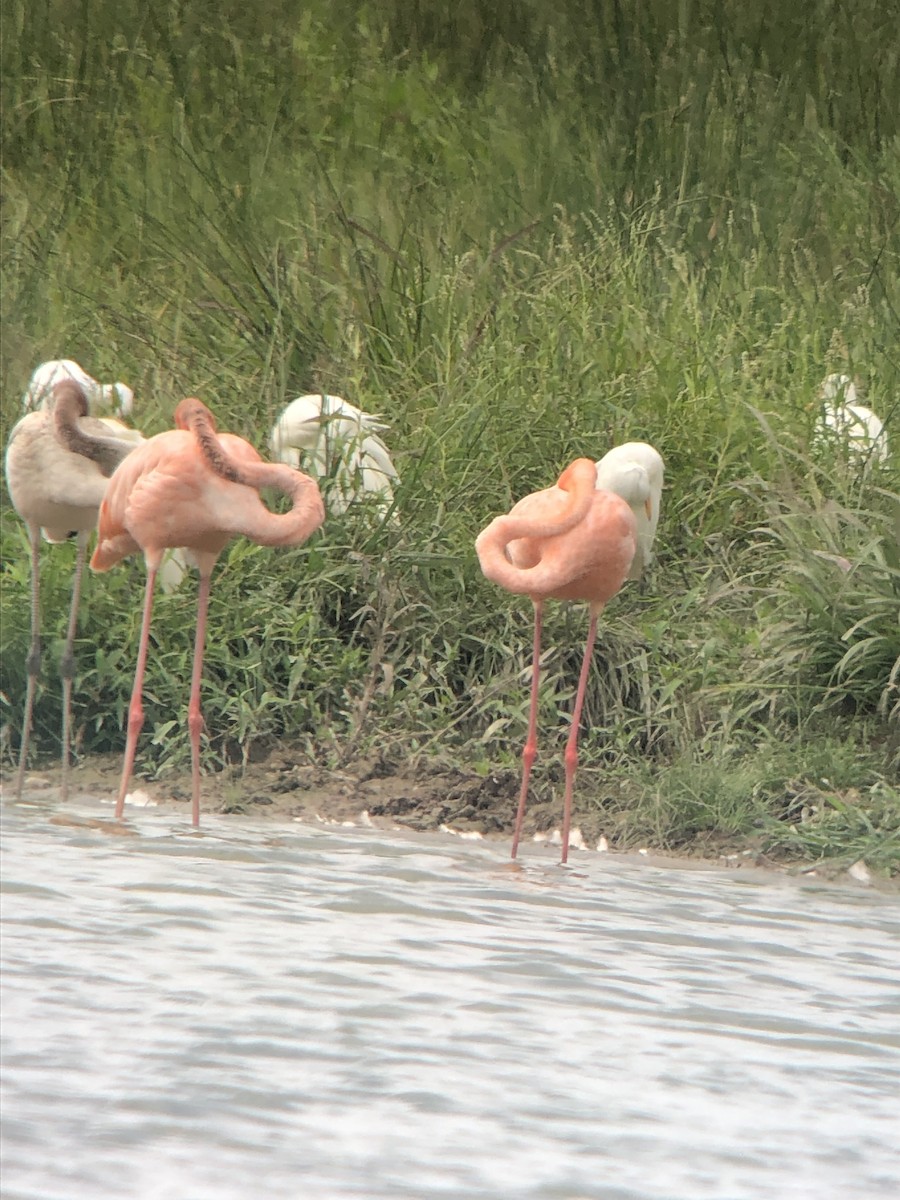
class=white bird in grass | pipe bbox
[269,393,399,517]
[817,373,889,466]
[594,441,665,578]
[4,381,138,802]
[23,359,140,439]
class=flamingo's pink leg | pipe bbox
[115,560,159,818]
[511,600,543,859]
[560,610,600,864]
[186,572,212,828]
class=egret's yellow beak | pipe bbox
[644,498,653,520]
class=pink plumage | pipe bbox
[91,398,325,826]
[476,458,638,864]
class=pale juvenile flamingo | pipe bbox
[475,459,637,863]
[91,398,326,827]
[270,393,399,517]
[4,381,138,802]
[24,358,188,591]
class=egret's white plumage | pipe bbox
[594,441,664,579]
[269,394,399,517]
[817,373,889,465]
[24,359,135,423]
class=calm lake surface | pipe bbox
[2,790,898,1200]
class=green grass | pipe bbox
[2,0,898,874]
[584,731,898,870]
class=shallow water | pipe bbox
[1,793,898,1200]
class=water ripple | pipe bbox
[1,797,898,1200]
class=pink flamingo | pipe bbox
[90,398,325,827]
[475,458,637,863]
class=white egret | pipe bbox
[817,373,889,465]
[269,393,399,517]
[23,359,138,437]
[594,441,665,578]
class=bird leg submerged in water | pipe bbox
[113,557,210,826]
[57,532,90,803]
[114,558,159,822]
[186,572,212,826]
[510,601,543,859]
[14,524,44,802]
[511,599,602,864]
[560,602,601,863]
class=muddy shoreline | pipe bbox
[3,749,893,891]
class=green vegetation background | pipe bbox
[2,0,898,871]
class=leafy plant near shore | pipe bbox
[1,0,898,872]
[748,452,900,721]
